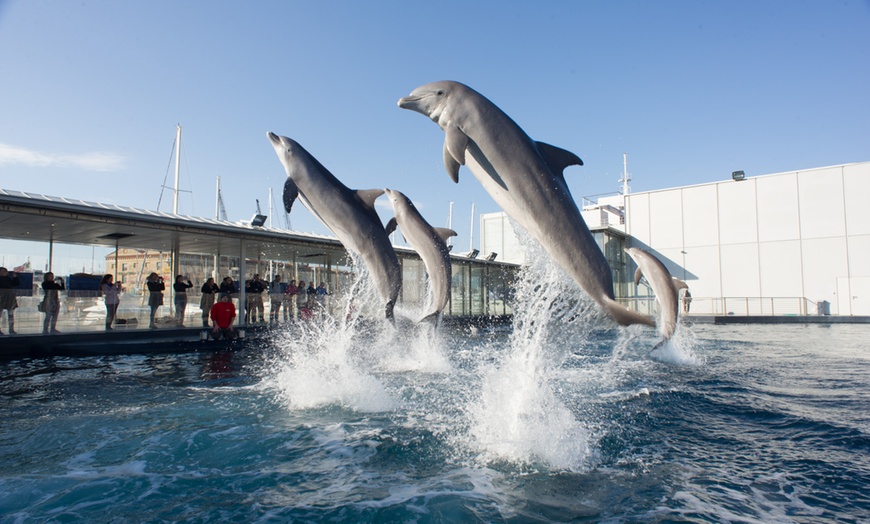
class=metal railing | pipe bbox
[618,296,824,317]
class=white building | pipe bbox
[479,161,870,316]
[624,161,870,316]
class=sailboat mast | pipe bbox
[173,124,182,214]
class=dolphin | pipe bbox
[398,81,653,328]
[625,247,679,343]
[267,132,402,320]
[383,188,457,326]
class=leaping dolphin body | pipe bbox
[398,81,653,328]
[625,247,679,343]
[267,132,402,320]
[384,188,457,326]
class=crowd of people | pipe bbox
[3,270,331,337]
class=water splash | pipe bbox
[650,324,704,366]
[466,234,602,471]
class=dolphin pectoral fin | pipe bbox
[385,217,398,236]
[434,227,458,244]
[283,178,300,213]
[355,189,385,212]
[535,142,584,173]
[602,296,656,327]
[443,141,461,183]
[634,267,644,286]
[445,124,468,166]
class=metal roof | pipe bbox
[0,188,519,268]
[0,188,350,263]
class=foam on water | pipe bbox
[649,324,704,366]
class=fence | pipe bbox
[618,296,823,317]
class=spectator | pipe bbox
[210,293,237,340]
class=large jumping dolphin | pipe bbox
[267,132,402,320]
[625,247,679,343]
[398,81,653,328]
[383,188,457,326]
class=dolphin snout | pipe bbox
[397,96,420,109]
[267,131,280,144]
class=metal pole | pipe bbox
[173,124,181,215]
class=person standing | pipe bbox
[315,282,329,313]
[41,272,65,335]
[295,280,308,319]
[306,281,317,308]
[0,267,20,335]
[268,275,284,325]
[146,272,165,329]
[173,275,193,326]
[100,274,121,331]
[247,274,266,324]
[210,293,237,340]
[200,277,219,327]
[283,279,298,321]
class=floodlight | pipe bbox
[732,170,745,181]
[486,252,497,261]
[250,214,268,227]
[467,249,479,259]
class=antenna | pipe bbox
[619,152,632,195]
[447,201,454,247]
[469,202,475,252]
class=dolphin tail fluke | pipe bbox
[419,311,441,328]
[601,296,656,328]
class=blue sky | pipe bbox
[1,0,868,260]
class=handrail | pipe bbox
[617,296,826,316]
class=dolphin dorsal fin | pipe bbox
[536,142,584,174]
[355,189,384,212]
[385,217,398,236]
[634,267,644,286]
[283,178,300,213]
[671,276,689,291]
[443,142,460,183]
[434,227,458,243]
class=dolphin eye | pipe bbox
[436,90,444,96]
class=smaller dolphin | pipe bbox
[267,132,402,320]
[384,188,457,326]
[625,247,679,345]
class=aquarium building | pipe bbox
[480,161,870,317]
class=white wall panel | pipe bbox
[717,181,757,245]
[681,245,721,298]
[625,193,650,245]
[802,237,848,312]
[681,185,719,248]
[847,235,870,278]
[798,167,846,239]
[844,163,870,236]
[756,174,800,242]
[758,240,803,297]
[648,190,683,249]
[720,243,760,296]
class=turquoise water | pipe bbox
[2,258,869,522]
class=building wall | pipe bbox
[480,212,526,264]
[625,162,870,315]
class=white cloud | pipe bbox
[0,143,126,172]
